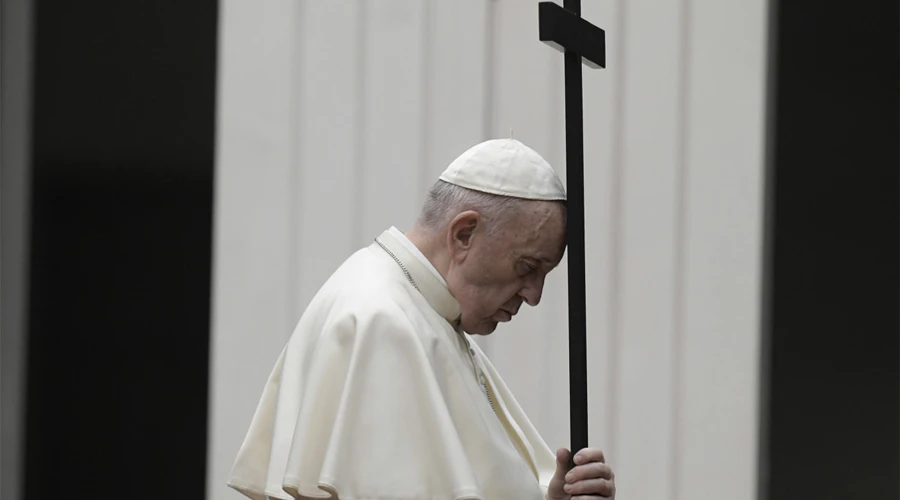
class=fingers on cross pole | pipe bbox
[573,448,605,465]
[564,462,616,499]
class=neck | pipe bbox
[405,224,451,283]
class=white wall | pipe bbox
[208,1,769,499]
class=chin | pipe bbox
[465,321,498,335]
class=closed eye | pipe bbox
[519,259,541,276]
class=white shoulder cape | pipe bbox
[228,229,556,500]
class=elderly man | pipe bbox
[228,139,616,500]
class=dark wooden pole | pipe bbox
[563,0,589,462]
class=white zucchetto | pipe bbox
[439,139,567,201]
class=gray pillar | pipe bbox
[1,1,34,499]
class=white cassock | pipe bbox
[227,227,556,500]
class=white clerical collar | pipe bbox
[374,229,460,324]
[389,226,448,288]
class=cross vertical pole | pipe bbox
[538,0,606,464]
[563,0,589,463]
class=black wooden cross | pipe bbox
[538,0,606,463]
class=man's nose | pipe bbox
[520,276,546,307]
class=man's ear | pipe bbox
[447,211,480,262]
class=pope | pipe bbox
[228,139,616,500]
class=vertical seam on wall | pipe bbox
[419,0,432,208]
[285,0,305,342]
[671,0,693,494]
[482,0,497,140]
[608,0,628,460]
[353,1,367,248]
[548,45,563,168]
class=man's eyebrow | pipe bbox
[528,255,555,265]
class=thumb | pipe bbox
[553,448,572,480]
[548,448,574,500]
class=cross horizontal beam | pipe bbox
[538,2,606,69]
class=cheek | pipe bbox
[452,255,520,316]
[470,277,521,313]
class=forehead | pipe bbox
[503,201,567,261]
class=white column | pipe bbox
[678,0,768,496]
[609,0,685,495]
[206,0,301,498]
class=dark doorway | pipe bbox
[760,0,899,498]
[23,2,218,499]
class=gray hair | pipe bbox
[416,180,565,236]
